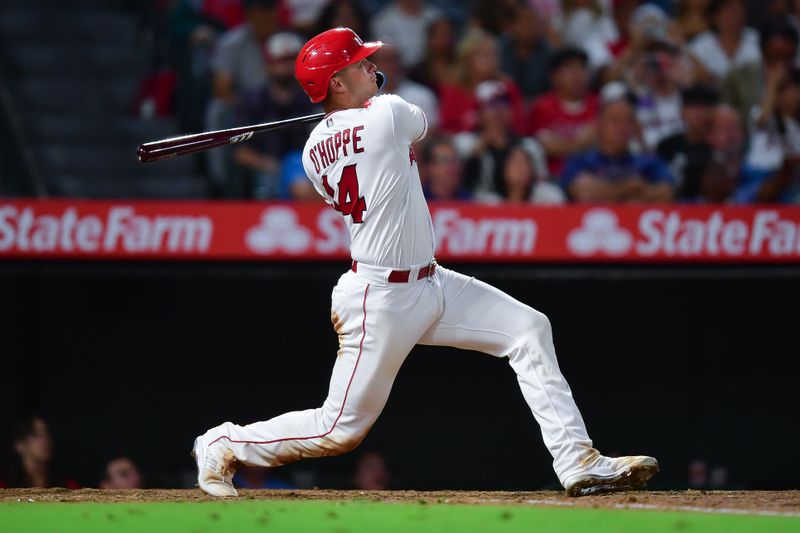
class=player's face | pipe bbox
[335,58,378,104]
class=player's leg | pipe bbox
[194,271,440,495]
[418,266,657,494]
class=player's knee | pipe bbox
[520,307,552,337]
[325,428,368,455]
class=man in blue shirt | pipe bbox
[561,91,676,203]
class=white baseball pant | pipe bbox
[207,264,595,486]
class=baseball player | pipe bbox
[192,28,659,497]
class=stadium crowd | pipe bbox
[131,0,800,204]
[0,414,394,490]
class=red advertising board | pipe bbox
[1,200,800,262]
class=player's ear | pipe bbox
[329,76,346,97]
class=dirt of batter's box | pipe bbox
[1,488,799,512]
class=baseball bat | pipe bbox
[136,112,325,163]
[138,72,388,164]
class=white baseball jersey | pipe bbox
[197,92,635,497]
[302,94,433,268]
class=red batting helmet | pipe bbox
[295,27,383,103]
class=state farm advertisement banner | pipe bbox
[1,200,800,262]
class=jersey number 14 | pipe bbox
[322,164,367,223]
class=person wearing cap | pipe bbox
[561,91,676,202]
[527,47,599,179]
[600,3,695,89]
[630,40,692,150]
[231,31,317,199]
[657,84,719,201]
[460,79,554,202]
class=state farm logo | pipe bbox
[246,206,313,254]
[433,208,537,255]
[567,209,633,256]
[0,205,212,254]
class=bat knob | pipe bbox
[376,71,387,92]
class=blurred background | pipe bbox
[1,0,799,492]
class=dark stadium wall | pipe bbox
[1,261,798,491]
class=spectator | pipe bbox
[234,465,294,488]
[596,0,644,73]
[232,31,316,199]
[312,0,371,41]
[657,84,719,201]
[559,0,619,70]
[371,0,442,68]
[166,0,235,131]
[688,0,761,83]
[722,16,799,127]
[201,0,247,28]
[279,150,324,201]
[284,0,332,35]
[737,69,800,202]
[210,0,279,103]
[352,451,391,490]
[421,137,472,201]
[603,3,696,89]
[99,457,144,490]
[699,104,744,201]
[407,17,458,92]
[527,0,565,43]
[676,0,712,42]
[499,4,553,99]
[561,91,676,202]
[494,142,566,203]
[468,0,519,36]
[371,45,440,132]
[439,28,525,134]
[459,80,531,197]
[206,0,280,192]
[7,415,78,489]
[527,47,598,178]
[631,40,690,149]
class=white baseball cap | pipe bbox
[266,31,304,60]
[475,80,510,106]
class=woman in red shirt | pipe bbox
[438,28,525,135]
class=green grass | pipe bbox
[1,500,798,533]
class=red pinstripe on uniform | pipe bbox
[208,284,371,448]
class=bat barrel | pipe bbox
[137,112,325,164]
